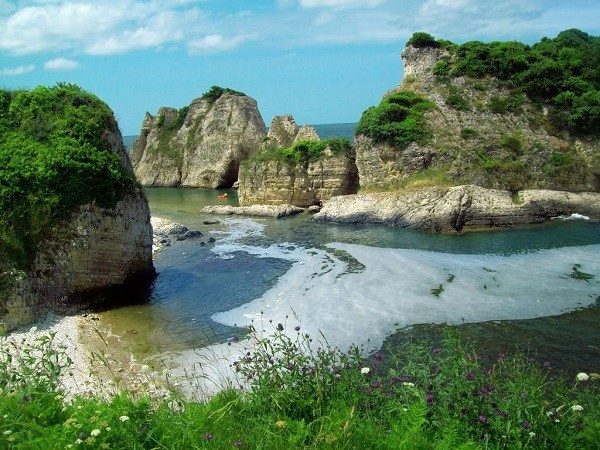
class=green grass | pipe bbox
[247,138,353,166]
[3,325,597,448]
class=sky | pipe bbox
[1,0,599,136]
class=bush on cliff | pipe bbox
[201,86,245,104]
[356,91,435,148]
[251,138,353,165]
[0,84,135,271]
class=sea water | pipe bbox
[94,186,600,395]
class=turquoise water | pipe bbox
[97,187,600,377]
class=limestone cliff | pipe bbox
[132,88,266,188]
[356,42,599,193]
[1,98,154,331]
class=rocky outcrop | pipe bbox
[238,153,359,208]
[265,115,300,148]
[357,45,599,192]
[295,125,320,142]
[1,121,154,331]
[313,185,600,232]
[202,204,304,218]
[132,91,267,188]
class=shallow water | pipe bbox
[96,187,600,378]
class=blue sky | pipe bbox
[1,0,599,135]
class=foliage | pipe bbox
[438,28,600,134]
[201,85,245,104]
[0,84,135,272]
[460,128,478,139]
[407,32,440,48]
[250,138,353,166]
[446,93,470,111]
[356,91,435,149]
[1,326,598,449]
[433,61,451,77]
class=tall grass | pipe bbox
[1,324,598,448]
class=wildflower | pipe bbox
[543,361,551,369]
[294,325,300,331]
[402,382,415,387]
[105,427,111,432]
[522,421,531,430]
[432,366,440,375]
[204,433,214,440]
[76,439,83,445]
[361,367,370,375]
[576,372,589,381]
[520,392,528,399]
[118,416,129,422]
[432,347,440,355]
[478,415,487,424]
[276,323,284,331]
[575,422,585,431]
[465,372,473,381]
[529,432,536,438]
[233,440,243,447]
[275,420,286,429]
[374,352,383,360]
[389,376,398,385]
[232,336,239,343]
[90,429,101,437]
[571,405,584,412]
[365,387,373,394]
[141,365,150,372]
[29,326,38,333]
[425,393,434,405]
[3,430,12,435]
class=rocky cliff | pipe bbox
[239,116,358,207]
[0,85,154,331]
[131,87,266,188]
[355,36,599,193]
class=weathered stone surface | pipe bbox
[132,92,267,188]
[357,45,599,192]
[313,185,600,232]
[202,204,305,218]
[295,125,320,142]
[265,115,299,148]
[238,154,359,208]
[2,121,154,331]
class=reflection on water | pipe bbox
[96,188,600,374]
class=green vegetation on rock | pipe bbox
[356,91,435,148]
[250,138,353,165]
[201,85,246,104]
[411,29,600,134]
[0,84,135,271]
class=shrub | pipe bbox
[407,32,440,48]
[433,61,451,77]
[0,84,135,270]
[356,91,435,149]
[460,128,478,139]
[201,86,245,104]
[445,93,470,111]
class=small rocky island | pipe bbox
[130,86,267,188]
[0,85,154,330]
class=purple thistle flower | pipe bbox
[390,376,398,385]
[374,352,383,360]
[522,421,531,430]
[399,376,410,382]
[432,347,440,355]
[372,381,381,389]
[543,361,551,369]
[204,433,214,440]
[432,366,441,375]
[478,415,487,424]
[233,440,243,447]
[365,387,373,394]
[294,325,300,331]
[465,372,474,381]
[425,393,434,405]
[575,422,585,431]
[232,336,239,343]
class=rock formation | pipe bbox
[355,43,599,193]
[313,185,600,232]
[131,89,267,188]
[202,204,305,218]
[2,116,154,331]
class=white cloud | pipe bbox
[0,64,35,75]
[44,57,79,70]
[187,33,257,54]
[313,10,334,26]
[300,0,386,9]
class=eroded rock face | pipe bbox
[239,154,359,208]
[313,185,600,232]
[1,121,154,331]
[265,115,299,148]
[357,45,599,192]
[132,93,267,188]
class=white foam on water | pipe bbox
[552,213,590,221]
[167,218,600,398]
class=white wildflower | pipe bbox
[118,416,129,422]
[29,326,38,333]
[360,367,370,375]
[571,405,584,412]
[3,430,12,435]
[75,439,83,445]
[576,372,589,381]
[141,365,150,372]
[402,382,415,387]
[529,432,536,438]
[90,429,101,437]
